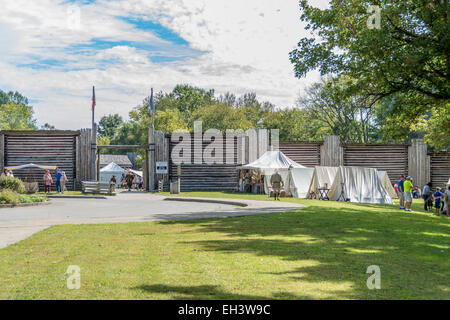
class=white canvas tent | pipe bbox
[328,166,393,204]
[238,151,305,194]
[308,166,339,198]
[285,167,315,198]
[100,162,127,187]
[378,171,397,199]
[447,178,450,186]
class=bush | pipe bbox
[0,176,26,194]
[0,189,47,205]
[0,189,19,205]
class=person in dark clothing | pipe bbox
[125,171,135,191]
[422,182,433,211]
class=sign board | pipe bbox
[156,162,168,174]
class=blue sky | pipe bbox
[0,0,328,129]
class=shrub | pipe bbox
[0,189,19,205]
[0,176,26,194]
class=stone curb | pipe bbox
[0,200,52,209]
[46,195,108,200]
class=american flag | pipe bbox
[91,86,96,111]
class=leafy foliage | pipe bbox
[0,176,26,194]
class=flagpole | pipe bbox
[92,86,95,131]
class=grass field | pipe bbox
[0,192,448,299]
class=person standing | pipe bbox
[442,186,450,216]
[398,175,406,210]
[422,182,432,211]
[0,169,8,178]
[43,170,53,194]
[125,171,134,192]
[60,171,68,194]
[55,168,62,193]
[404,176,413,212]
[432,187,443,216]
[270,170,284,201]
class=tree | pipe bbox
[0,102,37,130]
[290,0,449,122]
[192,103,253,132]
[262,108,331,142]
[40,123,56,130]
[0,89,29,106]
[297,77,379,143]
[98,114,124,138]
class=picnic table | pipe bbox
[318,188,330,200]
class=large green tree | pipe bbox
[290,0,449,122]
[98,114,124,138]
[0,90,37,130]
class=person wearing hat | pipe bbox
[404,176,413,212]
[433,187,443,216]
[397,175,406,210]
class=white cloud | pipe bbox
[0,0,329,129]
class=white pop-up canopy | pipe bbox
[238,151,306,194]
[328,166,393,204]
[100,162,127,187]
[285,167,315,198]
[378,171,397,199]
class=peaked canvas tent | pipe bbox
[308,166,339,198]
[328,166,393,204]
[378,171,397,199]
[285,167,315,198]
[238,151,306,194]
[100,162,127,187]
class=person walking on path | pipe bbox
[55,168,62,193]
[422,182,433,211]
[270,170,284,201]
[433,187,443,216]
[398,175,406,210]
[404,176,413,212]
[43,170,53,194]
[60,171,68,194]
[125,171,134,192]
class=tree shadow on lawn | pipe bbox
[133,284,316,300]
[157,203,450,300]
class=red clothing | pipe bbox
[43,173,53,186]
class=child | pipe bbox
[432,187,443,216]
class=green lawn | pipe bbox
[0,192,448,300]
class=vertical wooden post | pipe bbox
[320,136,343,167]
[408,139,428,188]
[0,133,4,172]
[149,127,155,191]
[91,124,97,181]
[97,151,100,183]
[144,149,149,192]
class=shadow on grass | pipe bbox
[133,284,315,300]
[157,203,450,299]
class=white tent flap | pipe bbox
[238,151,305,170]
[308,166,339,197]
[328,166,393,204]
[286,167,315,198]
[378,171,397,199]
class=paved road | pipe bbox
[0,192,304,248]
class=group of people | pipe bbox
[116,170,144,192]
[396,174,449,216]
[43,168,68,194]
[0,168,14,178]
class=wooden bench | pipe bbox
[81,181,115,195]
